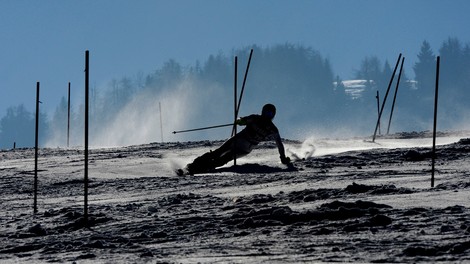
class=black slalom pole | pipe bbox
[232,49,253,136]
[159,102,164,143]
[372,53,402,142]
[34,81,40,214]
[387,57,405,135]
[67,82,71,148]
[431,56,440,188]
[236,49,253,115]
[376,91,381,135]
[84,50,89,227]
[233,56,238,166]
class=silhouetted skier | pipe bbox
[178,104,291,175]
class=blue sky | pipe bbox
[1,0,469,119]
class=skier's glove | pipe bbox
[236,118,247,126]
[280,156,291,164]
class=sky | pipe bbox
[1,0,470,121]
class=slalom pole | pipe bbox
[84,50,89,227]
[387,57,405,135]
[232,49,253,136]
[172,123,233,134]
[372,53,402,142]
[431,56,440,188]
[34,82,40,214]
[159,102,164,143]
[236,49,253,114]
[67,82,71,147]
[376,91,381,135]
[233,56,238,165]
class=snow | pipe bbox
[339,79,369,99]
[1,131,470,263]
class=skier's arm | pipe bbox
[274,134,290,164]
[236,115,256,126]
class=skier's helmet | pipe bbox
[261,103,276,119]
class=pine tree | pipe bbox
[0,105,34,148]
[438,37,463,90]
[355,56,382,90]
[413,40,435,99]
[49,97,69,146]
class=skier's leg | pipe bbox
[186,151,217,174]
[211,137,235,157]
[212,151,235,168]
[199,136,238,168]
[186,138,236,174]
[212,138,253,168]
[186,137,253,174]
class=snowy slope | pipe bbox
[1,132,470,263]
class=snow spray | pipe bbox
[287,137,316,160]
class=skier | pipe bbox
[179,103,291,175]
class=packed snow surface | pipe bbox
[1,131,470,263]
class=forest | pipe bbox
[1,38,470,148]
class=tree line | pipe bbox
[1,38,469,148]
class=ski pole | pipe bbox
[172,123,233,134]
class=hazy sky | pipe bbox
[1,0,469,119]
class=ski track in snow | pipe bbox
[1,132,470,263]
